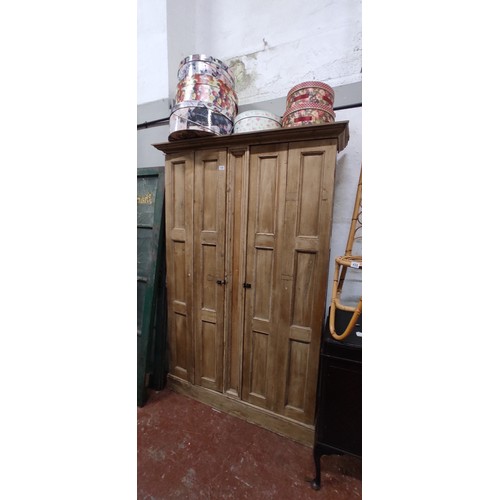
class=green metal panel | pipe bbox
[149,240,168,391]
[137,166,165,407]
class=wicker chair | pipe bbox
[329,168,362,341]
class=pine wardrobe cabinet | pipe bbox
[154,122,349,446]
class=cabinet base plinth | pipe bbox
[167,374,315,447]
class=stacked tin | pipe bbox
[282,81,336,128]
[233,109,281,133]
[169,54,238,141]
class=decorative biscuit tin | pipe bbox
[233,110,281,133]
[286,81,335,108]
[169,100,234,141]
[176,74,238,118]
[171,54,238,141]
[281,102,335,128]
[177,54,235,88]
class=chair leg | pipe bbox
[310,446,322,490]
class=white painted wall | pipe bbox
[188,0,362,105]
[137,0,361,106]
[327,107,362,310]
[137,0,168,104]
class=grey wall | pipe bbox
[137,99,170,169]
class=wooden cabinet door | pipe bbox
[165,152,194,383]
[193,149,227,392]
[166,138,337,428]
[241,144,288,410]
[276,139,337,424]
[241,140,336,422]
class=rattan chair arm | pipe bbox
[329,297,362,341]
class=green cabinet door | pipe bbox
[137,166,165,407]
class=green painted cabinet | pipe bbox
[137,167,166,407]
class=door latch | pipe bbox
[216,279,226,285]
[243,282,252,289]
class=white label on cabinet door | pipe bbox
[350,261,360,268]
[356,331,362,337]
[218,165,225,171]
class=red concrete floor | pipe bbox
[138,388,362,499]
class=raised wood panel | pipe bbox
[251,317,271,334]
[277,140,337,424]
[289,325,312,343]
[249,331,269,399]
[256,156,278,234]
[297,152,323,236]
[201,164,217,231]
[172,240,186,304]
[200,321,217,384]
[201,244,217,310]
[173,313,188,378]
[253,249,274,320]
[172,300,187,315]
[193,149,227,392]
[291,251,317,328]
[173,164,186,229]
[242,144,287,411]
[285,340,309,411]
[165,153,194,382]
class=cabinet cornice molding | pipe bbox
[154,122,349,154]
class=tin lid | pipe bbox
[177,54,234,83]
[171,100,234,121]
[178,54,230,71]
[282,101,335,120]
[286,80,335,98]
[234,109,281,124]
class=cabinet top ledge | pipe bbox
[153,121,349,154]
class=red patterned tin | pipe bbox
[173,54,238,140]
[177,54,235,88]
[281,101,335,128]
[286,81,335,108]
[176,74,238,119]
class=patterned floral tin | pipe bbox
[177,54,235,89]
[281,102,335,128]
[233,110,281,133]
[169,100,234,141]
[176,74,238,119]
[286,81,335,108]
